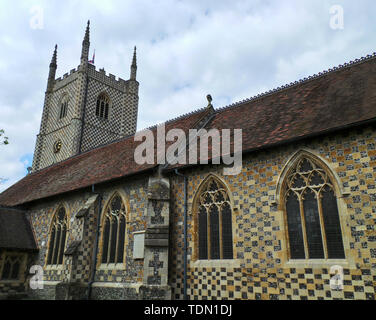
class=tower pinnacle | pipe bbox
[130,46,137,80]
[47,44,58,93]
[84,20,90,44]
[80,20,90,65]
[50,44,57,66]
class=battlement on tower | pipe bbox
[54,67,79,90]
[87,64,129,92]
[54,63,137,93]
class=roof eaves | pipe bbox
[163,116,376,174]
[13,165,158,207]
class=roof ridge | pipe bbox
[141,106,208,131]
[216,51,376,113]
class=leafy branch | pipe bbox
[0,129,9,145]
[0,129,9,184]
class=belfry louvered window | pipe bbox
[101,194,127,264]
[197,177,233,260]
[284,157,345,260]
[96,93,110,120]
[47,206,68,265]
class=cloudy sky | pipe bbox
[0,0,374,192]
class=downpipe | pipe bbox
[174,169,188,300]
[87,184,102,300]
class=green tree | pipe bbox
[0,129,9,145]
[0,129,9,184]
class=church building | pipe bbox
[0,22,375,300]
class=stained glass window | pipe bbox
[101,194,127,264]
[284,157,345,259]
[47,206,67,265]
[196,177,233,260]
[286,191,305,259]
[321,186,346,259]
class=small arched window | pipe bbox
[96,93,110,120]
[0,253,25,280]
[100,194,127,265]
[59,96,69,119]
[283,157,345,260]
[46,206,68,266]
[196,176,233,260]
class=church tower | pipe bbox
[32,21,139,172]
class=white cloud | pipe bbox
[0,0,375,192]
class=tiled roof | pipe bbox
[214,53,376,150]
[1,53,376,206]
[0,207,38,251]
[0,107,211,207]
[168,53,376,168]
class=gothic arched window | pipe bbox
[100,194,127,265]
[46,206,68,266]
[196,176,233,260]
[283,157,345,260]
[59,95,69,119]
[96,93,110,120]
[0,253,26,281]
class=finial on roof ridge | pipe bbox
[206,94,213,108]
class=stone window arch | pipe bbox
[194,175,234,260]
[281,154,345,260]
[99,193,127,265]
[96,93,110,120]
[59,94,69,119]
[46,205,68,266]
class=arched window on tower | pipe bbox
[195,176,233,260]
[100,194,127,265]
[46,206,68,266]
[283,157,345,260]
[96,93,110,120]
[59,95,69,119]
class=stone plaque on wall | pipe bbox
[133,231,145,259]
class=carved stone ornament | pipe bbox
[53,140,62,153]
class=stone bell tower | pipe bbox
[32,21,139,172]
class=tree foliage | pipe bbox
[0,129,9,145]
[0,129,9,184]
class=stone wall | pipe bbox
[33,75,79,171]
[80,70,138,153]
[32,60,139,172]
[24,174,171,299]
[169,125,376,300]
[0,251,36,299]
